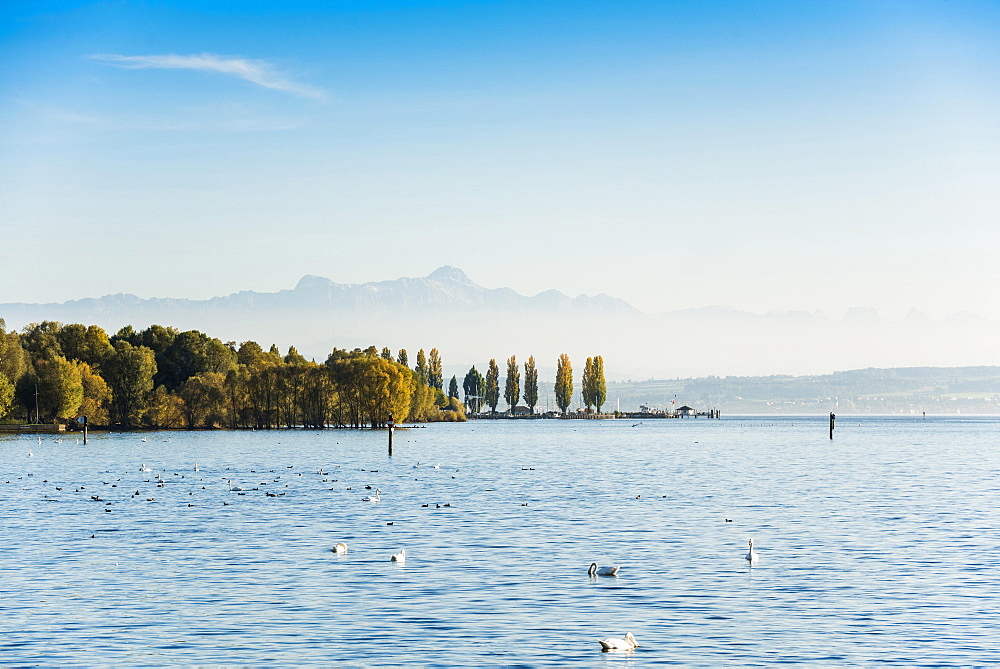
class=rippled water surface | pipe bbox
[2,416,999,665]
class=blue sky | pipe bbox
[3,0,1000,320]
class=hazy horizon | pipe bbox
[3,264,998,381]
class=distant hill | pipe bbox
[0,265,637,321]
[607,366,1000,414]
[2,267,998,379]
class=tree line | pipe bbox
[0,319,465,430]
[460,353,606,415]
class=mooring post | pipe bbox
[387,413,394,456]
[829,412,835,439]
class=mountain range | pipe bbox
[2,266,998,379]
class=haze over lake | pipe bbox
[4,417,997,664]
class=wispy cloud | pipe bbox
[90,53,324,99]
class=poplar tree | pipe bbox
[593,355,607,413]
[582,357,596,412]
[555,353,573,413]
[485,358,500,414]
[448,375,459,399]
[504,355,519,413]
[397,349,408,367]
[381,347,393,361]
[428,348,444,390]
[415,349,428,385]
[523,355,538,414]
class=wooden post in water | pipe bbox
[387,414,394,456]
[829,412,835,439]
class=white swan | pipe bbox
[599,632,638,652]
[391,549,406,562]
[362,488,381,502]
[745,538,759,565]
[331,542,348,554]
[228,480,243,492]
[139,464,152,472]
[588,563,621,577]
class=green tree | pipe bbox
[523,355,539,414]
[381,346,393,361]
[397,349,408,367]
[104,341,157,427]
[504,355,520,413]
[448,375,459,399]
[21,321,64,361]
[428,348,443,390]
[555,353,573,413]
[157,330,236,391]
[132,324,178,359]
[284,346,308,365]
[485,358,500,414]
[462,366,485,414]
[58,324,114,367]
[237,341,266,367]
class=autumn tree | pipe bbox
[523,355,538,414]
[326,349,413,428]
[179,371,228,428]
[555,353,573,413]
[35,355,83,420]
[381,347,393,361]
[0,373,15,419]
[582,357,596,412]
[504,355,519,413]
[415,349,428,384]
[397,349,408,367]
[485,358,500,414]
[78,362,112,426]
[144,385,186,428]
[593,355,607,412]
[0,321,30,389]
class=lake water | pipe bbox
[2,416,998,665]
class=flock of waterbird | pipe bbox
[14,434,763,654]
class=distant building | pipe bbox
[677,405,696,417]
